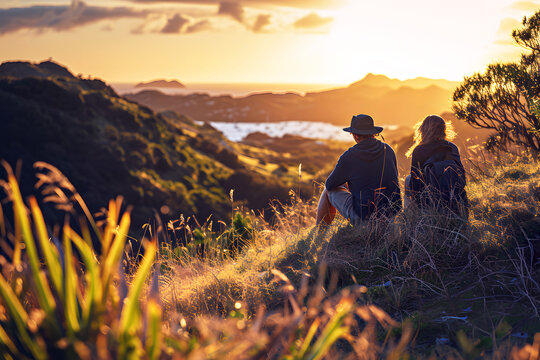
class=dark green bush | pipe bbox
[502,168,530,180]
[219,212,255,254]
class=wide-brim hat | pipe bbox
[343,114,383,135]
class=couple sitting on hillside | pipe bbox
[316,114,467,226]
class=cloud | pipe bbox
[216,1,272,33]
[123,0,341,9]
[494,17,521,45]
[252,13,272,32]
[217,1,244,23]
[509,1,540,11]
[0,0,335,36]
[157,14,212,34]
[101,23,114,31]
[0,0,148,35]
[293,12,332,29]
[161,13,190,33]
[497,17,521,36]
[186,19,212,33]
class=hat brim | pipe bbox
[343,126,383,135]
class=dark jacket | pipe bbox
[326,138,402,220]
[409,140,468,211]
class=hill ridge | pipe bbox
[0,60,76,79]
[0,60,297,230]
[126,77,454,127]
[349,72,459,91]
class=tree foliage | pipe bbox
[453,10,540,154]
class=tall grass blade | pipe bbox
[102,211,130,299]
[63,227,80,337]
[29,196,63,298]
[118,242,157,358]
[69,226,102,332]
[8,173,56,315]
[0,272,45,359]
[145,299,162,360]
[306,298,353,360]
[102,199,117,256]
[72,191,102,241]
[0,201,5,239]
[297,318,320,358]
[12,202,21,269]
[0,322,18,357]
[79,216,93,249]
[119,242,156,331]
[0,272,27,330]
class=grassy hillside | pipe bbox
[155,152,540,357]
[0,148,538,359]
[0,61,312,231]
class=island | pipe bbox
[135,79,185,88]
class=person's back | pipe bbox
[405,115,468,216]
[317,114,401,225]
[326,137,401,220]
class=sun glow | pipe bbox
[0,0,533,84]
[315,0,525,83]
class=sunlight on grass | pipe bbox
[0,154,539,358]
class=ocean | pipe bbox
[112,82,400,142]
[198,121,400,142]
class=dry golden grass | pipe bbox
[154,151,540,358]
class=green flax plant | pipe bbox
[0,162,159,359]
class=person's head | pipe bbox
[352,133,375,143]
[343,114,383,142]
[406,115,456,157]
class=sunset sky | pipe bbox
[0,0,538,84]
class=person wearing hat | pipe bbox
[316,114,402,225]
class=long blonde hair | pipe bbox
[406,115,456,158]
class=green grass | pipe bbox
[1,154,539,359]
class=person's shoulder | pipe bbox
[447,140,459,150]
[344,144,358,154]
[382,142,397,155]
[411,143,426,158]
[444,140,461,155]
[338,145,356,160]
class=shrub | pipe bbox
[218,212,255,255]
[453,10,540,154]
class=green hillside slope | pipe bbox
[0,61,292,230]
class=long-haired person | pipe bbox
[316,114,402,225]
[404,114,468,216]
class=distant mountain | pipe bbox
[349,73,460,91]
[0,60,293,230]
[126,75,455,127]
[135,79,185,89]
